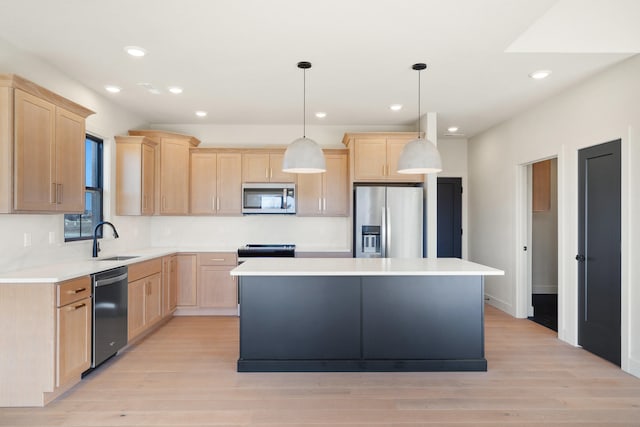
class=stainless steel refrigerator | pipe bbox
[354,185,424,258]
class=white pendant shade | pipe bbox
[282,137,326,173]
[397,137,442,174]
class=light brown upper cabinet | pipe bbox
[115,136,157,215]
[342,132,424,183]
[128,130,200,215]
[532,159,551,212]
[190,149,242,215]
[242,151,295,183]
[0,74,94,213]
[297,150,349,216]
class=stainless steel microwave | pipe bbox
[242,183,296,214]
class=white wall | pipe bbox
[0,37,149,272]
[468,54,640,377]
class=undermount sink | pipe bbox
[99,255,140,261]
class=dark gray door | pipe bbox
[437,178,462,258]
[578,139,621,366]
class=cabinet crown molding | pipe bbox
[114,135,158,147]
[342,132,423,147]
[128,129,201,147]
[0,74,95,118]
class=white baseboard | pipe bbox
[174,306,239,316]
[626,355,640,379]
[484,292,514,317]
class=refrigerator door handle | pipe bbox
[381,207,387,258]
[386,207,391,257]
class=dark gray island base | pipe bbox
[238,275,486,372]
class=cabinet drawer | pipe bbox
[57,276,91,307]
[128,258,162,282]
[197,252,237,266]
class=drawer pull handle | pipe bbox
[210,258,225,262]
[69,287,87,294]
[70,303,86,311]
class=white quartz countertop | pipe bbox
[0,248,180,283]
[231,257,505,276]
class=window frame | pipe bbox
[64,134,104,242]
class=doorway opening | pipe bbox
[437,177,462,258]
[527,158,558,331]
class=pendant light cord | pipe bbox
[303,68,306,139]
[417,69,421,136]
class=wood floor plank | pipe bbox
[1,305,639,425]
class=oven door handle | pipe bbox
[94,273,128,287]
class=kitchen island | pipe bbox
[231,258,504,372]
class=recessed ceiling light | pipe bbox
[168,86,183,94]
[447,126,459,132]
[529,70,551,80]
[195,111,207,117]
[124,46,147,57]
[389,104,403,111]
[315,112,327,118]
[104,85,121,93]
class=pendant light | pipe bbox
[282,61,326,173]
[397,63,442,174]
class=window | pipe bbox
[64,135,103,241]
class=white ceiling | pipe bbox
[0,0,637,138]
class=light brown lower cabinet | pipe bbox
[197,266,237,308]
[128,273,162,341]
[162,255,178,315]
[176,253,197,306]
[127,258,163,342]
[175,252,238,314]
[56,276,92,388]
[197,253,238,309]
[0,275,92,407]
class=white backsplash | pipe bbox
[149,215,350,252]
[0,215,152,273]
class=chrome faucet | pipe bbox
[92,221,120,257]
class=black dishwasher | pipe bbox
[91,266,128,368]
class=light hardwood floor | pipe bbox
[2,305,640,426]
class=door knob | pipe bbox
[575,254,585,262]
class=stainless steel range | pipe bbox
[237,244,296,262]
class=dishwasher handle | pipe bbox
[94,272,128,287]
